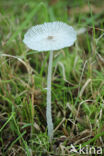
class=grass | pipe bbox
[0,0,104,155]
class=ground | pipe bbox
[0,0,104,155]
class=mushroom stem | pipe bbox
[46,50,53,141]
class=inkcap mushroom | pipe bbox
[23,21,77,141]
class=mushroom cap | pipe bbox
[23,21,77,51]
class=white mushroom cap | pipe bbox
[23,21,77,51]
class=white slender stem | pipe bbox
[46,50,53,141]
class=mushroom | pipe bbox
[23,21,77,141]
